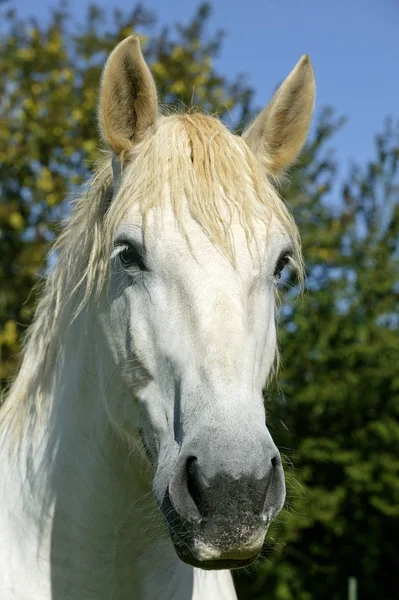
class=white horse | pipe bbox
[0,37,315,599]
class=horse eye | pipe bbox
[274,252,291,280]
[119,244,147,271]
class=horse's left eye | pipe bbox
[119,244,147,271]
[274,252,291,280]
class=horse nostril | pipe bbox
[186,457,204,517]
[271,455,278,469]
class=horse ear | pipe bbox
[242,55,315,177]
[98,36,158,158]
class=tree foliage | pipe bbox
[1,3,398,599]
[236,116,399,600]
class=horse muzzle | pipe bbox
[161,432,286,569]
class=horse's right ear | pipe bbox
[98,36,158,158]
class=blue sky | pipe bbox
[13,0,399,182]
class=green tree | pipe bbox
[235,118,399,599]
[0,2,253,387]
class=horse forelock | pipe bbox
[106,113,303,266]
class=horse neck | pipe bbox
[0,298,154,597]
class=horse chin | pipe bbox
[160,488,268,569]
[172,541,260,570]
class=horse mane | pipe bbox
[1,112,303,434]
